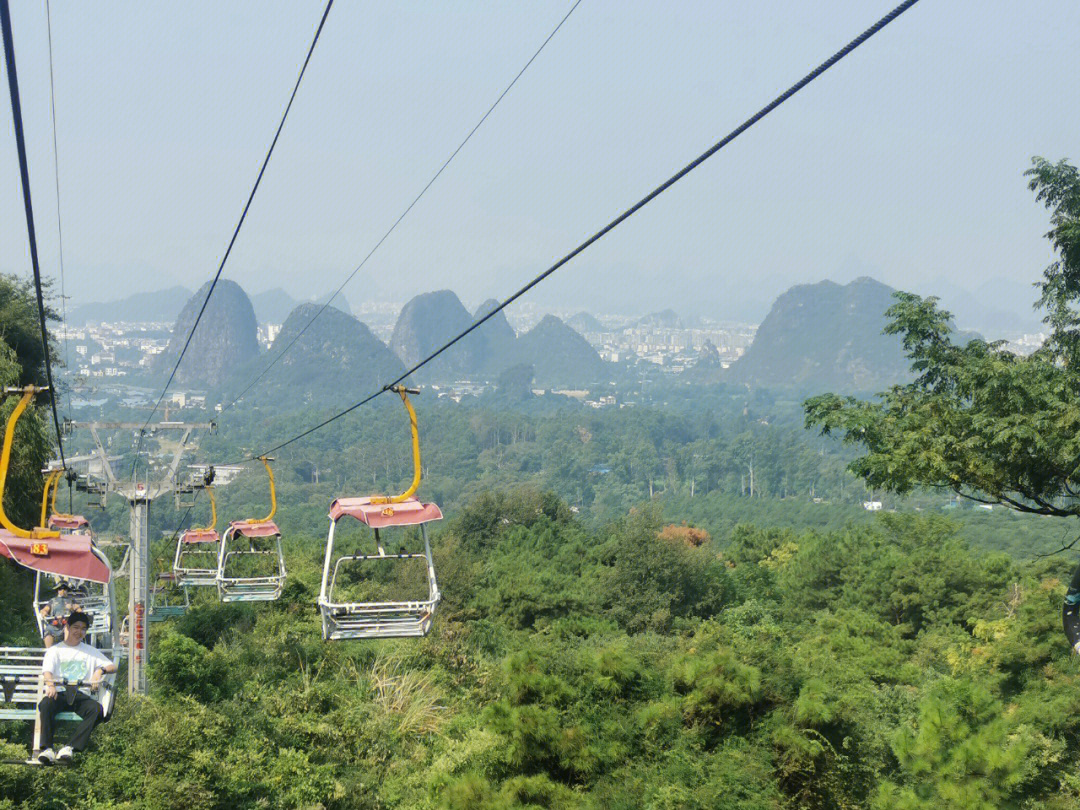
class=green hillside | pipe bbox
[732,277,911,393]
[227,303,406,408]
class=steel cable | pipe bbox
[227,0,923,465]
[217,0,584,417]
[133,0,334,481]
[1,0,67,467]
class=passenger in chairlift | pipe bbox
[37,611,116,765]
[39,581,81,649]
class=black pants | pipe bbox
[38,692,103,752]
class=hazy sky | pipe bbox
[2,1,1078,324]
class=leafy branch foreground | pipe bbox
[3,490,1080,810]
[806,158,1080,522]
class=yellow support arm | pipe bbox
[245,456,277,524]
[196,485,218,531]
[371,386,422,504]
[39,468,62,529]
[0,387,59,539]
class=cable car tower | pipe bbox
[63,418,215,695]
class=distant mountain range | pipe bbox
[567,312,604,334]
[155,280,260,388]
[157,283,611,394]
[110,274,1011,397]
[924,277,1043,336]
[70,285,353,327]
[250,289,353,323]
[389,290,610,386]
[67,286,192,324]
[250,289,297,324]
[634,309,683,329]
[730,277,912,393]
[227,303,405,407]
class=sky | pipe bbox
[1,0,1078,329]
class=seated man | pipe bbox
[39,581,80,649]
[37,611,116,764]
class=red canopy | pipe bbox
[0,530,111,583]
[329,496,443,528]
[179,528,219,544]
[227,520,280,538]
[48,514,90,531]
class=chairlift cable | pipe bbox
[230,0,923,464]
[44,1,70,394]
[136,0,335,467]
[1,0,67,468]
[45,0,73,511]
[45,1,71,410]
[217,0,584,417]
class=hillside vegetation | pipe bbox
[5,489,1079,810]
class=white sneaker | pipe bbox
[56,746,74,763]
[37,747,56,765]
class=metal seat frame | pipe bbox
[149,573,190,621]
[216,524,287,603]
[173,483,220,587]
[32,545,117,651]
[319,519,440,640]
[317,387,442,640]
[173,538,221,588]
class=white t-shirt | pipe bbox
[42,642,112,694]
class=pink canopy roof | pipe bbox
[179,528,220,544]
[48,514,90,531]
[329,496,443,528]
[0,530,110,583]
[226,519,281,538]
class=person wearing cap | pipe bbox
[36,611,115,764]
[39,581,81,649]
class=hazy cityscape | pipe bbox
[57,295,757,404]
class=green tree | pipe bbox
[805,158,1080,522]
[0,272,58,387]
[873,679,1029,810]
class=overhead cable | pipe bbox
[1,0,67,467]
[217,0,584,417]
[231,0,923,464]
[45,0,73,511]
[45,0,71,402]
[140,0,335,438]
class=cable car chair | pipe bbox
[319,386,442,640]
[149,572,190,621]
[38,469,121,641]
[38,467,101,544]
[173,484,221,587]
[33,567,117,651]
[0,387,116,759]
[217,457,287,602]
